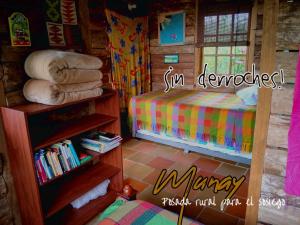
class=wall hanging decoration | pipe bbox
[46,0,62,23]
[44,0,80,47]
[8,12,31,46]
[158,11,185,46]
[46,22,66,46]
[61,0,78,25]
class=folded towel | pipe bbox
[25,50,103,84]
[23,79,103,105]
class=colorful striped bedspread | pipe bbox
[129,89,256,153]
[98,199,202,225]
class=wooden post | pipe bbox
[194,0,201,87]
[247,0,258,71]
[245,0,279,224]
[78,0,92,53]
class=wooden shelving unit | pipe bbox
[1,89,123,225]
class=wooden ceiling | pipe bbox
[105,0,153,17]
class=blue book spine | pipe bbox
[63,144,76,169]
[39,150,51,179]
[40,149,54,179]
[66,141,80,166]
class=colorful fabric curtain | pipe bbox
[105,10,151,110]
[285,54,300,196]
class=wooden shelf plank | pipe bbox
[46,190,117,225]
[11,89,115,115]
[44,163,120,218]
[33,113,117,150]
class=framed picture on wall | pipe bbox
[8,12,31,47]
[158,11,185,46]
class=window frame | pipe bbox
[195,1,252,77]
[203,46,248,75]
[196,1,253,48]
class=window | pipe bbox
[203,46,247,75]
[197,2,252,75]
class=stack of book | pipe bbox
[34,140,86,185]
[81,131,122,153]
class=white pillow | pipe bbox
[236,85,258,106]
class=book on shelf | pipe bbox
[79,152,93,164]
[34,139,91,185]
[81,131,122,153]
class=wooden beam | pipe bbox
[245,0,279,225]
[78,0,92,53]
[247,0,258,71]
[194,0,203,87]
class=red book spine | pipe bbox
[37,159,48,183]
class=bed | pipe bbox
[129,89,256,164]
[98,198,202,225]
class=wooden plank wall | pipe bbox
[0,0,48,107]
[258,1,300,225]
[79,0,112,85]
[0,1,47,224]
[149,0,196,91]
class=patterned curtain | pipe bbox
[105,10,151,110]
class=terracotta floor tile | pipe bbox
[189,187,228,210]
[225,196,247,219]
[124,162,154,180]
[124,177,149,192]
[183,201,203,219]
[173,151,202,164]
[215,157,237,165]
[127,151,156,164]
[147,156,175,169]
[122,139,246,224]
[155,145,182,159]
[234,180,249,199]
[123,159,135,171]
[143,169,163,185]
[122,148,137,159]
[169,162,196,174]
[194,157,222,172]
[166,179,190,197]
[137,185,175,208]
[198,207,239,225]
[134,141,159,153]
[215,163,247,178]
[122,138,141,149]
[237,163,250,169]
[197,170,224,180]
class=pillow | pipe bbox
[236,85,258,106]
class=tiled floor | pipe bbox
[123,138,250,225]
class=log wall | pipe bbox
[0,1,46,224]
[258,1,300,224]
[149,0,196,91]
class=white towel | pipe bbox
[25,50,103,84]
[23,79,103,105]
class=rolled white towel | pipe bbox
[23,79,103,105]
[25,50,103,84]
